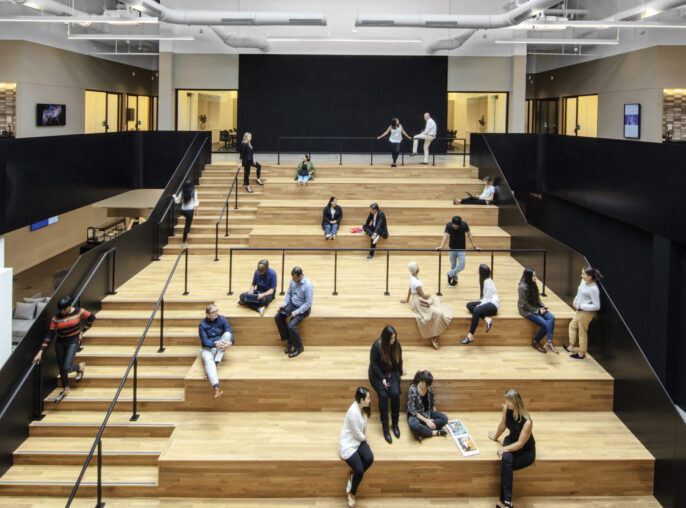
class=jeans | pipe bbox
[500,436,535,503]
[274,303,310,351]
[448,250,466,279]
[412,134,434,162]
[369,375,400,427]
[297,174,311,183]
[55,337,80,389]
[466,301,498,334]
[180,209,194,243]
[390,141,401,164]
[324,223,339,236]
[200,331,233,387]
[408,411,448,438]
[526,311,556,343]
[242,159,261,185]
[344,441,374,496]
[239,292,274,313]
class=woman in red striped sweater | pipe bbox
[33,296,95,402]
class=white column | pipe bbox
[158,51,174,131]
[509,50,527,133]
[0,238,13,367]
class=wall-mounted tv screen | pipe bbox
[624,103,640,139]
[36,103,66,126]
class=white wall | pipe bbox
[0,238,12,368]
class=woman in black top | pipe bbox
[239,131,262,193]
[368,325,403,444]
[322,196,343,240]
[488,389,536,508]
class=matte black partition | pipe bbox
[471,133,686,507]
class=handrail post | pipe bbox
[436,250,442,296]
[158,299,166,353]
[225,205,229,237]
[463,139,467,166]
[432,149,436,167]
[214,223,219,262]
[370,140,374,166]
[308,139,311,160]
[154,222,160,261]
[541,250,548,296]
[34,362,44,421]
[277,137,281,165]
[183,248,189,295]
[227,248,234,295]
[280,250,286,296]
[169,201,175,237]
[401,151,405,166]
[96,438,104,507]
[384,250,390,296]
[339,140,343,166]
[491,250,495,277]
[130,358,139,421]
[108,249,117,295]
[332,250,338,296]
[234,169,239,210]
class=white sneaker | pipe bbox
[236,299,241,304]
[346,472,352,494]
[347,493,356,507]
[258,306,265,316]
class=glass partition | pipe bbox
[447,92,508,151]
[563,94,598,137]
[176,89,238,152]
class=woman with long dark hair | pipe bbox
[407,370,448,442]
[368,325,403,443]
[172,179,199,246]
[488,389,536,508]
[377,117,412,167]
[566,266,603,359]
[322,196,343,240]
[339,387,373,508]
[461,264,499,344]
[518,268,557,354]
[239,131,263,193]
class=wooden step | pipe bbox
[29,419,174,439]
[182,346,613,412]
[45,387,185,411]
[100,299,211,311]
[59,365,186,388]
[74,346,198,366]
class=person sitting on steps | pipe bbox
[322,196,343,240]
[274,266,313,358]
[518,268,558,354]
[238,259,277,316]
[198,304,233,399]
[461,264,499,344]
[295,154,315,186]
[368,325,404,444]
[407,370,448,442]
[362,203,388,260]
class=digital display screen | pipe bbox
[624,103,640,139]
[36,104,66,126]
[30,216,59,231]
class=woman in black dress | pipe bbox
[239,131,262,193]
[368,325,403,444]
[488,389,536,508]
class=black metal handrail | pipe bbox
[65,247,189,508]
[276,136,468,166]
[227,247,547,298]
[214,165,242,261]
[154,137,208,261]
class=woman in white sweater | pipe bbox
[172,179,199,246]
[565,266,602,359]
[461,264,499,344]
[339,387,373,508]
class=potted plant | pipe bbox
[198,114,207,130]
[478,115,486,132]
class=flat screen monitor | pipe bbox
[30,216,59,231]
[624,103,640,139]
[36,104,66,126]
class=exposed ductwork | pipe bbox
[210,26,270,53]
[120,0,326,26]
[9,0,86,17]
[604,0,686,21]
[423,0,561,53]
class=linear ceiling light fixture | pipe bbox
[494,38,619,45]
[508,20,686,29]
[0,15,158,24]
[68,34,194,40]
[267,37,421,43]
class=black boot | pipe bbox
[392,421,401,439]
[382,423,392,444]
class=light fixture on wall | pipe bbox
[494,38,619,45]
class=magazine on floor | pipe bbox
[446,419,480,456]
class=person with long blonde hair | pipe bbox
[239,131,262,193]
[488,389,536,508]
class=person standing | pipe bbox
[339,387,374,508]
[322,196,343,240]
[33,296,94,403]
[407,370,448,442]
[377,118,412,167]
[239,131,263,193]
[436,216,479,287]
[238,259,277,316]
[518,268,558,354]
[368,325,403,444]
[275,266,313,358]
[461,264,499,344]
[565,266,602,359]
[488,389,536,508]
[198,304,234,399]
[362,203,388,260]
[410,112,437,164]
[172,179,199,247]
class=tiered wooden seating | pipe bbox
[0,162,657,506]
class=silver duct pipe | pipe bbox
[604,0,686,21]
[121,0,326,26]
[210,26,270,53]
[9,0,84,16]
[424,0,561,53]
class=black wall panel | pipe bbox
[238,55,448,151]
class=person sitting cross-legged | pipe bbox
[198,304,234,399]
[238,259,277,316]
[407,370,448,442]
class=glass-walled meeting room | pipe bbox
[447,92,509,151]
[85,90,158,133]
[176,90,238,152]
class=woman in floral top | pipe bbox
[407,370,448,442]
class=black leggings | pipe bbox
[55,338,80,389]
[239,292,274,312]
[180,209,194,242]
[344,441,374,496]
[370,376,400,426]
[242,159,262,185]
[460,197,489,205]
[466,301,498,334]
[390,142,401,164]
[408,411,448,437]
[500,436,535,503]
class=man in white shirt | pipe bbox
[411,112,437,164]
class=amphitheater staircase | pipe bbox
[0,160,658,507]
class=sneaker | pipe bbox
[437,429,448,436]
[213,387,224,399]
[366,255,373,260]
[391,163,397,167]
[460,337,473,344]
[258,306,265,316]
[485,318,493,333]
[569,353,586,360]
[236,299,241,305]
[347,493,356,507]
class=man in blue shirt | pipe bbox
[238,259,277,316]
[274,266,313,358]
[198,304,233,399]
